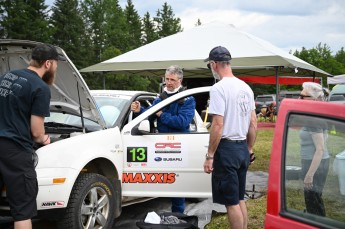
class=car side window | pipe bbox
[127,95,156,124]
[133,91,210,134]
[284,114,345,228]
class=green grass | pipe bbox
[204,194,268,229]
[249,129,274,172]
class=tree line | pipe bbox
[1,0,344,94]
[0,0,182,91]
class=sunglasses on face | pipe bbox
[299,94,312,99]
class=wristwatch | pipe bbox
[205,153,214,160]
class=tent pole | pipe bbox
[103,75,106,89]
[275,67,279,113]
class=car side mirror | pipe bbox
[138,120,150,133]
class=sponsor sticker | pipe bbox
[41,201,65,208]
[155,142,181,154]
[154,157,162,161]
[163,158,182,161]
[127,147,147,162]
[122,173,176,184]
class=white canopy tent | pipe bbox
[80,22,332,110]
[327,74,345,84]
[80,22,330,79]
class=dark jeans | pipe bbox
[301,158,329,216]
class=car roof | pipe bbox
[91,90,157,97]
[330,84,345,95]
[256,94,276,98]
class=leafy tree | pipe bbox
[154,2,182,38]
[136,2,182,92]
[0,2,5,38]
[50,0,93,69]
[142,12,159,44]
[335,47,345,70]
[124,0,142,50]
[294,43,345,79]
[81,0,126,62]
[0,0,51,41]
[103,0,128,52]
[80,0,129,89]
[81,0,107,62]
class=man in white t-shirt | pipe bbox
[203,46,257,229]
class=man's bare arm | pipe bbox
[31,115,50,145]
[207,114,224,157]
[246,110,257,153]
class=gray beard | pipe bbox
[211,68,220,80]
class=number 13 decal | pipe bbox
[127,147,147,162]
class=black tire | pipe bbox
[57,173,116,229]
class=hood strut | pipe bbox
[77,80,86,133]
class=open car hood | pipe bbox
[0,39,106,128]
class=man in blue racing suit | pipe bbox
[131,65,196,213]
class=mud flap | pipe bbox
[113,178,122,218]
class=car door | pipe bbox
[265,99,345,229]
[121,87,212,198]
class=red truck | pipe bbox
[265,98,345,228]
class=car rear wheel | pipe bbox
[57,173,116,229]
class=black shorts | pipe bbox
[0,138,38,221]
[212,139,250,206]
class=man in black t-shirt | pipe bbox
[0,43,64,229]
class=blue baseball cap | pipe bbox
[204,46,232,62]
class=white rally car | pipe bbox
[0,40,212,228]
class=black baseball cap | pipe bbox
[204,46,232,62]
[31,43,65,61]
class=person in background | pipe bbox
[203,46,257,229]
[266,102,276,122]
[299,82,329,216]
[0,43,64,229]
[131,65,196,213]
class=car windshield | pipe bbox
[93,95,131,128]
[45,112,101,131]
[257,96,274,102]
[45,94,132,129]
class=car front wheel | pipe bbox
[57,173,116,229]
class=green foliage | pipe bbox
[50,0,93,69]
[124,0,142,50]
[80,0,128,63]
[0,0,51,41]
[294,43,345,83]
[154,2,183,38]
[104,0,129,52]
[335,47,345,69]
[142,12,159,44]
